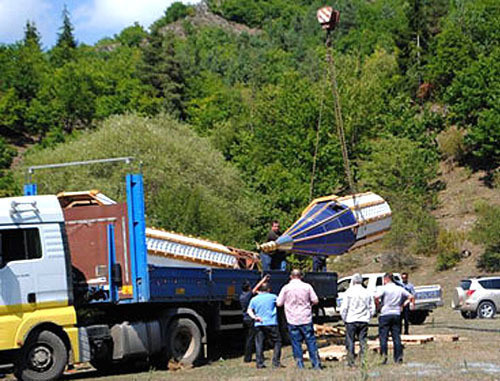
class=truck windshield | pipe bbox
[460,280,471,290]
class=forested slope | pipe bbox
[0,0,498,268]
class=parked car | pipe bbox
[452,276,500,319]
[334,273,443,325]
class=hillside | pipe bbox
[0,0,499,266]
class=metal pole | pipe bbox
[26,157,134,183]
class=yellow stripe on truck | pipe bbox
[0,302,77,352]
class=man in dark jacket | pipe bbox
[267,220,287,270]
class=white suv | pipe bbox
[452,277,500,319]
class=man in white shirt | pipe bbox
[375,273,415,364]
[340,273,375,367]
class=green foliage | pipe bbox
[446,48,500,167]
[116,23,147,47]
[0,137,15,169]
[358,136,438,202]
[436,125,465,161]
[470,202,500,248]
[139,30,185,116]
[153,2,194,30]
[21,114,260,248]
[384,202,439,257]
[24,21,42,48]
[471,202,500,272]
[477,245,500,272]
[1,0,495,258]
[51,6,77,66]
[435,229,464,271]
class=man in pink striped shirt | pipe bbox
[277,269,321,369]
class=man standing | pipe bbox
[239,275,270,363]
[267,220,287,270]
[277,269,321,369]
[312,255,327,272]
[340,273,375,367]
[375,273,415,364]
[400,272,415,335]
[247,283,282,369]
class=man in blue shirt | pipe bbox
[400,272,415,335]
[239,275,270,363]
[247,282,282,368]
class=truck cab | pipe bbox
[0,195,79,380]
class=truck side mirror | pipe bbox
[111,263,123,288]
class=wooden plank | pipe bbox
[432,334,459,342]
[314,324,346,337]
[400,335,434,343]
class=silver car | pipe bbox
[452,277,500,319]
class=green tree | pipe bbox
[51,6,77,66]
[116,23,147,47]
[24,20,42,48]
[139,29,184,116]
[445,48,500,167]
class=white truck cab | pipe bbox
[0,195,79,380]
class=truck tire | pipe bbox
[89,340,114,374]
[166,318,202,366]
[408,310,428,325]
[461,310,477,319]
[15,330,68,381]
[477,301,496,319]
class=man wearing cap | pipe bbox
[340,273,375,367]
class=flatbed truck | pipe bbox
[0,171,337,381]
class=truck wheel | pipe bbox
[477,301,496,319]
[461,310,477,319]
[15,330,68,381]
[167,318,202,366]
[408,310,428,325]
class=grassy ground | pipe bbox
[30,306,495,381]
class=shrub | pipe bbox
[381,252,418,272]
[470,202,500,248]
[435,229,464,271]
[436,125,465,162]
[477,245,500,272]
[383,202,439,258]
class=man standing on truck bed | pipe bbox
[340,273,375,367]
[375,273,415,364]
[247,282,282,369]
[277,269,322,370]
[266,220,287,270]
[400,272,415,335]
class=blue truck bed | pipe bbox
[148,266,338,306]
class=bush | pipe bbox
[477,245,500,272]
[20,114,260,248]
[435,229,464,271]
[470,202,500,248]
[0,137,15,169]
[381,252,418,272]
[436,125,465,162]
[383,202,439,257]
